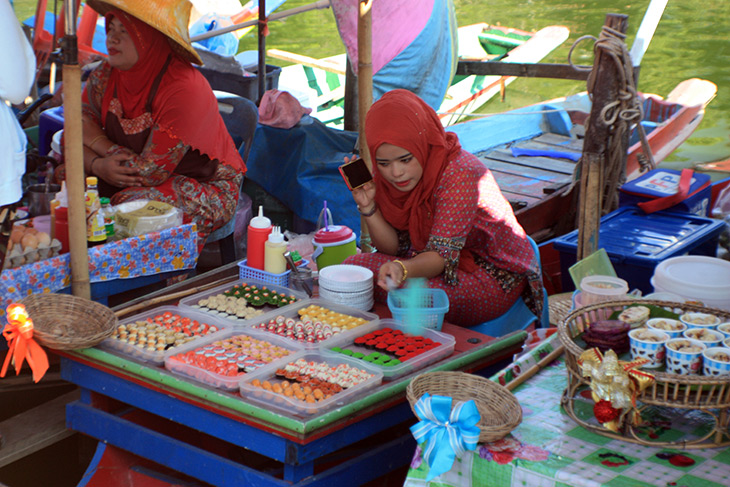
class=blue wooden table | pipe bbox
[59,325,525,486]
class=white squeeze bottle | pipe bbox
[247,205,272,270]
[264,226,287,274]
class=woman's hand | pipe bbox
[93,152,143,187]
[378,260,407,291]
[343,155,376,212]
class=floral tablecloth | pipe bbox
[0,224,198,319]
[404,334,730,487]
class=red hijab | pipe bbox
[365,89,461,250]
[99,9,244,172]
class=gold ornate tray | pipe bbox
[558,299,730,449]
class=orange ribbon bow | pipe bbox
[1,303,49,383]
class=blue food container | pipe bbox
[38,106,65,157]
[619,169,712,216]
[554,207,726,294]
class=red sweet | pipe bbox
[366,339,378,347]
[363,333,376,340]
[376,342,389,350]
[405,345,417,352]
[354,337,367,345]
[372,330,385,336]
[395,349,408,357]
[391,330,403,336]
[387,345,400,353]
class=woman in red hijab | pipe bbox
[344,89,543,327]
[78,0,245,248]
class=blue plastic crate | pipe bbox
[387,288,449,331]
[553,207,726,294]
[38,106,65,157]
[619,169,712,216]
[238,259,308,288]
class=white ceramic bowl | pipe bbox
[629,329,669,369]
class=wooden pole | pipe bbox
[257,0,266,103]
[62,5,91,299]
[343,56,358,131]
[357,0,373,253]
[576,14,628,261]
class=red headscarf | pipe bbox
[99,9,244,172]
[365,89,461,250]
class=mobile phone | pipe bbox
[339,157,373,191]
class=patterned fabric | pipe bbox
[405,334,730,487]
[345,149,543,327]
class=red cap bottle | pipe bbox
[246,206,272,270]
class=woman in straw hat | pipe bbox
[77,0,245,248]
[343,90,543,327]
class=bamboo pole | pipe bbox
[576,14,628,261]
[358,0,373,253]
[62,5,90,299]
[257,0,266,103]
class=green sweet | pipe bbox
[342,349,354,356]
[330,347,342,353]
[352,352,365,359]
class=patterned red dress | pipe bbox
[345,149,542,327]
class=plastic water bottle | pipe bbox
[247,205,272,270]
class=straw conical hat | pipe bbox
[87,0,203,65]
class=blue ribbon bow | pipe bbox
[410,393,481,481]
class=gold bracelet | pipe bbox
[88,134,105,149]
[393,259,408,283]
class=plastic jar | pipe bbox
[651,256,730,311]
[579,275,629,305]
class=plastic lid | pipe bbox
[86,176,98,186]
[652,256,730,299]
[100,197,111,205]
[55,181,68,205]
[313,225,353,244]
[267,226,284,243]
[249,205,271,229]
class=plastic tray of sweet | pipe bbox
[239,351,383,417]
[323,319,455,380]
[164,328,304,391]
[99,306,231,365]
[178,278,308,325]
[245,298,378,348]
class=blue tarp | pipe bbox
[245,116,362,238]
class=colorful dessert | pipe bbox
[111,311,219,353]
[252,305,370,344]
[191,282,301,320]
[330,327,440,366]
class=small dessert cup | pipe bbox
[647,318,686,339]
[629,328,669,369]
[665,338,706,375]
[680,312,721,330]
[682,328,724,348]
[723,337,730,349]
[716,322,730,340]
[702,347,730,377]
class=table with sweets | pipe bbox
[57,265,527,487]
[404,334,730,487]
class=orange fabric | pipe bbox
[1,304,49,383]
[365,89,462,252]
[97,9,244,173]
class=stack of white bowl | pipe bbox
[318,264,374,311]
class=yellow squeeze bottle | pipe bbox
[264,226,287,274]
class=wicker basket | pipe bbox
[406,371,522,443]
[558,299,730,448]
[19,293,118,350]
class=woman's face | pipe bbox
[106,17,139,70]
[375,143,423,192]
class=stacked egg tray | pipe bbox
[324,319,455,380]
[179,278,308,324]
[558,299,730,449]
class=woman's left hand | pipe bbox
[94,152,143,187]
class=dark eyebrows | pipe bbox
[375,152,412,163]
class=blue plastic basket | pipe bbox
[238,259,308,288]
[387,288,449,331]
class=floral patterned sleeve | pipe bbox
[424,154,481,285]
[108,125,189,187]
[82,62,109,125]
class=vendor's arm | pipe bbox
[377,251,445,290]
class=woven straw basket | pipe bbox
[406,371,522,443]
[20,293,118,350]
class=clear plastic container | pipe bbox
[98,306,232,365]
[239,350,383,417]
[245,298,378,349]
[323,319,455,380]
[164,328,303,391]
[178,278,308,325]
[579,275,629,306]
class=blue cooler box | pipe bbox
[553,207,726,294]
[38,106,65,157]
[619,169,711,216]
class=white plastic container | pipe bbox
[579,275,629,305]
[651,256,730,311]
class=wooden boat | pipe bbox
[270,23,569,128]
[449,78,718,242]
